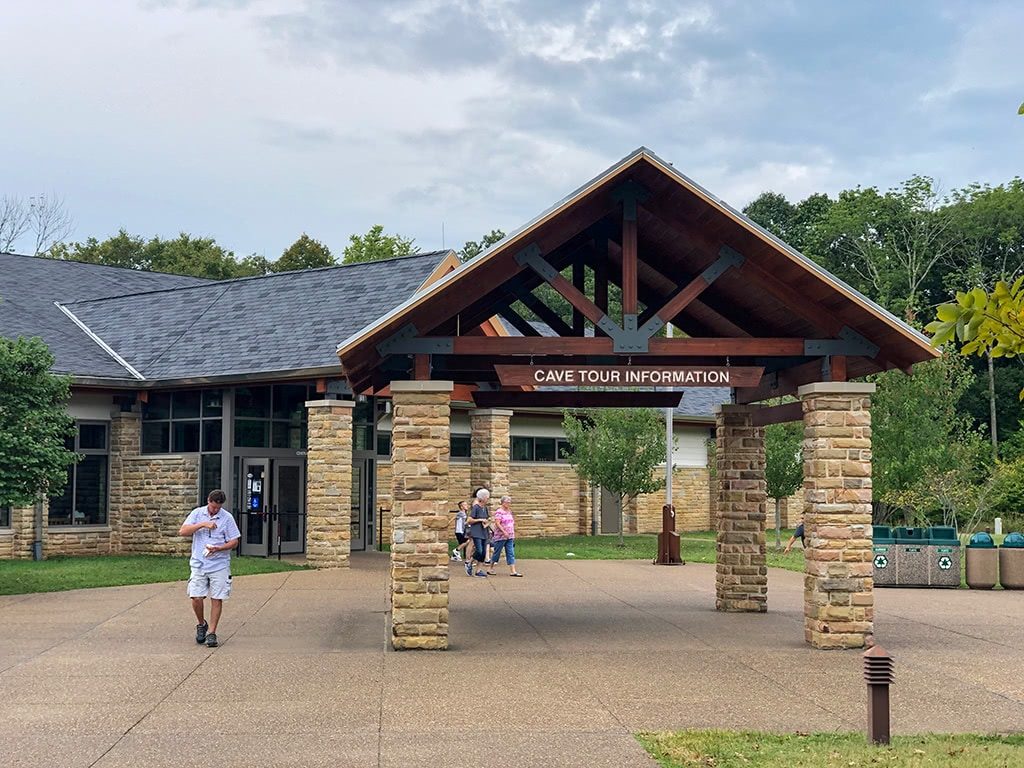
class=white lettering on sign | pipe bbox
[530,368,730,385]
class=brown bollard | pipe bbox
[864,645,895,745]
[655,505,683,565]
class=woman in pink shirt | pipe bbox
[487,495,523,577]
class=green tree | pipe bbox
[48,230,259,280]
[562,407,665,546]
[459,228,505,262]
[273,233,335,272]
[765,419,803,550]
[0,337,77,508]
[342,225,417,264]
[870,354,985,525]
[744,191,832,253]
[806,176,954,322]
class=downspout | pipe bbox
[33,499,44,561]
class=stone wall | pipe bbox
[634,467,713,533]
[305,400,354,568]
[116,455,200,556]
[1,504,36,559]
[714,405,768,613]
[389,381,452,650]
[800,382,875,650]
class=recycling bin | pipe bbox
[926,526,961,587]
[966,531,998,590]
[871,525,897,586]
[895,527,928,586]
[999,531,1024,590]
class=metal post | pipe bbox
[665,322,674,507]
[864,645,895,745]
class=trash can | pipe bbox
[872,525,897,586]
[999,531,1024,590]
[895,527,928,586]
[927,526,961,587]
[966,532,998,590]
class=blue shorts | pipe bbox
[490,539,515,565]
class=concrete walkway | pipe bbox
[2,554,1023,767]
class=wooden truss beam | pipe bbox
[750,401,804,427]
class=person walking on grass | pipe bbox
[783,520,806,554]
[451,500,470,562]
[487,495,523,577]
[179,489,240,648]
[466,488,491,577]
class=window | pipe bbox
[377,432,391,458]
[511,436,573,463]
[143,389,222,454]
[143,389,224,505]
[0,506,9,528]
[233,385,311,450]
[450,434,471,459]
[48,422,109,526]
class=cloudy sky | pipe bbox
[2,1,1021,260]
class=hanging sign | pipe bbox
[494,365,763,388]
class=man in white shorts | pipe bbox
[179,489,240,648]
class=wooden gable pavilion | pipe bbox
[336,147,937,412]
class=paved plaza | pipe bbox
[2,555,1023,767]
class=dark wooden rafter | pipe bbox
[750,401,803,427]
[611,180,649,321]
[497,303,541,337]
[603,237,758,338]
[515,290,573,336]
[515,244,615,331]
[734,358,830,404]
[637,246,744,337]
[572,250,586,336]
[473,391,683,409]
[400,336,824,356]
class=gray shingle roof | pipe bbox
[62,252,450,380]
[501,318,729,419]
[0,252,210,379]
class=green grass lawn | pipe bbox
[454,531,807,573]
[0,555,306,596]
[637,730,1024,768]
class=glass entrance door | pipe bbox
[272,460,305,555]
[350,457,375,551]
[240,458,269,555]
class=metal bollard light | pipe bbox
[864,645,895,745]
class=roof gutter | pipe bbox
[69,364,348,391]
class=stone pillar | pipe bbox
[108,409,141,553]
[305,399,354,569]
[390,381,453,650]
[469,408,512,498]
[800,382,876,649]
[714,404,767,612]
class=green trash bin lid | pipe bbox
[928,526,959,545]
[968,531,996,548]
[873,525,895,544]
[895,526,926,543]
[1002,532,1024,548]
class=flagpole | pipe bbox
[666,322,673,507]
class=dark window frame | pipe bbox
[232,384,312,451]
[0,505,10,528]
[49,420,110,527]
[510,436,573,463]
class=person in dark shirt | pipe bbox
[783,521,806,554]
[466,488,491,577]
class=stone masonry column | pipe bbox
[305,399,354,569]
[800,382,876,649]
[714,404,768,612]
[108,408,141,554]
[469,408,512,498]
[390,381,453,650]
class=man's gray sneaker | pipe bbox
[195,621,208,644]
[206,632,218,648]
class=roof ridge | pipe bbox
[60,249,453,307]
[0,251,213,283]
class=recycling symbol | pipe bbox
[874,554,888,569]
[938,556,953,571]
